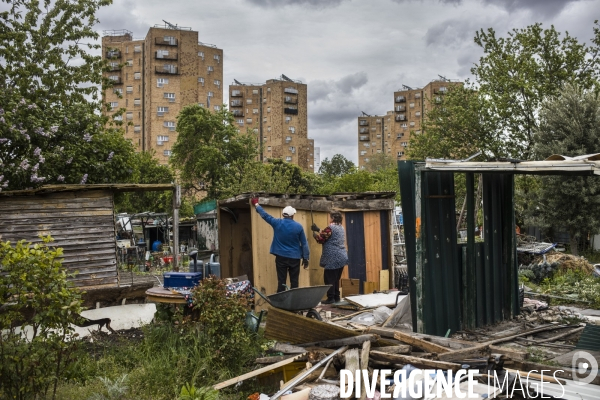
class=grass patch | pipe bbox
[539,270,600,308]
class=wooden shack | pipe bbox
[217,192,396,304]
[0,184,174,289]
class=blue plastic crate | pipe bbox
[163,272,203,288]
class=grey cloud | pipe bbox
[425,18,477,47]
[308,72,368,103]
[310,106,362,128]
[391,0,462,4]
[245,0,348,8]
[482,0,581,17]
[96,0,148,37]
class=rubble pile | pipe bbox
[519,251,595,283]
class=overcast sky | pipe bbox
[96,0,600,164]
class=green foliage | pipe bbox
[410,21,600,162]
[0,0,136,190]
[364,153,395,172]
[179,383,219,400]
[540,270,600,308]
[171,105,260,199]
[319,154,356,177]
[525,85,600,255]
[87,375,129,400]
[114,150,175,214]
[0,237,83,400]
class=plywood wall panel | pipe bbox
[364,211,383,288]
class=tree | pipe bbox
[364,153,395,172]
[525,85,600,255]
[229,159,320,195]
[409,22,600,161]
[0,0,136,191]
[170,105,260,199]
[114,151,175,214]
[318,154,355,177]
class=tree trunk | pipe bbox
[569,230,579,256]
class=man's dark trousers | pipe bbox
[275,255,300,292]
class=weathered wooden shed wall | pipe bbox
[217,193,395,309]
[0,190,117,287]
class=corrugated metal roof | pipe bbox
[0,184,175,197]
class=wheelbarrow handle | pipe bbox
[252,287,273,306]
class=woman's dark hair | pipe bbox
[330,211,343,224]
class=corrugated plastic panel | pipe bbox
[345,211,367,293]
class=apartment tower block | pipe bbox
[229,76,314,171]
[102,24,224,164]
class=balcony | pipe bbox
[395,115,406,121]
[155,37,178,46]
[155,65,178,75]
[284,87,298,94]
[106,50,121,59]
[359,120,368,126]
[155,51,178,60]
[231,90,242,97]
[284,107,298,115]
[359,135,369,141]
[359,128,369,133]
[395,105,405,112]
[108,64,121,71]
[395,96,406,103]
[230,100,242,107]
[107,76,122,85]
[232,110,244,117]
[284,96,297,104]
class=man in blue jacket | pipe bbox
[251,197,309,293]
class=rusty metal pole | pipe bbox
[172,184,181,271]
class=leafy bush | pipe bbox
[0,237,83,400]
[540,270,600,308]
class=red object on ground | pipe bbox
[162,256,173,264]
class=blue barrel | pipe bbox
[151,240,162,252]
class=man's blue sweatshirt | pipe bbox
[255,205,309,260]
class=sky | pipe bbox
[95,0,600,165]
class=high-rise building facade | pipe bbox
[102,24,223,164]
[228,76,314,171]
[357,79,461,168]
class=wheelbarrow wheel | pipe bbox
[305,309,322,320]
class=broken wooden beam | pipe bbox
[270,342,307,354]
[366,326,473,350]
[372,345,411,354]
[436,344,490,361]
[393,330,451,354]
[254,354,308,364]
[369,351,463,371]
[297,334,379,348]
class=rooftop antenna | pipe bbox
[163,20,177,29]
[234,79,244,85]
[438,74,449,82]
[402,84,413,90]
[281,74,293,82]
[361,111,371,117]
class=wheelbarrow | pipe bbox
[252,285,332,320]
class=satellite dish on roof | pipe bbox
[234,79,243,85]
[402,85,413,90]
[281,74,293,82]
[361,111,371,117]
[438,74,449,82]
[163,20,177,29]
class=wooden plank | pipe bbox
[436,344,489,361]
[340,214,350,280]
[373,345,411,354]
[341,278,360,297]
[264,306,397,346]
[293,209,313,289]
[370,351,462,371]
[344,349,360,398]
[488,345,528,361]
[363,281,379,294]
[367,327,475,350]
[393,330,451,354]
[307,210,329,287]
[297,334,379,348]
[363,211,382,286]
[255,354,307,364]
[0,184,174,197]
[252,205,283,305]
[379,269,390,291]
[213,353,307,390]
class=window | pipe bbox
[126,86,133,93]
[109,62,119,70]
[214,105,221,111]
[285,136,292,143]
[289,146,296,153]
[246,118,253,123]
[198,51,204,59]
[231,90,241,96]
[401,123,408,128]
[157,106,169,115]
[397,151,404,157]
[285,116,291,124]
[208,92,214,98]
[134,72,141,80]
[267,107,271,113]
[401,142,408,147]
[263,117,267,123]
[125,46,129,54]
[376,119,381,124]
[163,150,172,156]
[439,86,447,93]
[214,54,220,63]
[126,112,133,120]
[360,150,367,156]
[415,93,421,99]
[285,156,292,162]
[134,125,141,133]
[114,88,122,95]
[157,135,169,142]
[157,78,169,87]
[252,89,259,95]
[134,45,141,53]
[156,50,169,58]
[162,65,177,74]
[164,121,176,131]
[409,102,415,108]
[214,79,220,87]
[253,108,258,114]
[198,77,204,85]
[267,126,271,132]
[109,102,118,109]
[126,59,133,66]
[289,126,296,134]
[396,133,404,138]
[237,119,244,125]
[409,122,415,127]
[114,115,122,121]
[164,36,175,44]
[267,87,271,92]
[415,111,421,117]
[365,158,370,162]
[207,66,214,73]
[198,103,205,107]
[164,93,175,102]
[267,146,271,151]
[109,75,119,82]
